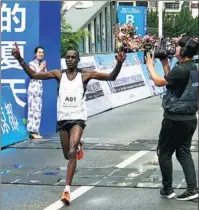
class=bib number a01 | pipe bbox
[62,96,78,107]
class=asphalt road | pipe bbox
[1,96,198,210]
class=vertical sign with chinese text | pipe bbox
[1,1,61,140]
[1,2,39,114]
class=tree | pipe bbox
[147,8,158,28]
[147,4,199,37]
[61,1,90,57]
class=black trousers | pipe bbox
[158,117,197,191]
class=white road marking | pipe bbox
[43,146,155,210]
[176,179,185,189]
[43,186,93,210]
[115,147,156,168]
[11,179,21,184]
[88,143,101,149]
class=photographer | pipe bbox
[145,36,199,201]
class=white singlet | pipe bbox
[57,70,87,121]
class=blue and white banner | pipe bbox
[1,86,28,147]
[117,6,147,37]
[1,1,61,136]
[78,56,112,116]
[94,53,151,108]
[1,2,40,117]
[141,59,166,96]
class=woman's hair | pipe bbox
[178,36,199,58]
[34,46,44,54]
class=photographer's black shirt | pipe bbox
[164,61,197,121]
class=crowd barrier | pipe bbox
[3,52,196,147]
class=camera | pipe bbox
[119,45,128,53]
[153,37,176,59]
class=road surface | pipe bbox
[1,96,198,210]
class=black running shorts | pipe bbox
[56,120,86,133]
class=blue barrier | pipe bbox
[1,86,28,147]
[140,58,165,96]
[140,64,154,95]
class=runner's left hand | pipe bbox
[116,51,126,63]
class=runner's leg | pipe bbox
[59,129,69,160]
[59,129,71,205]
[66,125,83,186]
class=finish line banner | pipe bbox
[1,1,61,135]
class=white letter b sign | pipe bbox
[126,15,134,24]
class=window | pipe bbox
[95,16,101,53]
[165,3,180,10]
[191,3,199,9]
[90,21,95,53]
[106,5,112,52]
[118,2,134,6]
[84,26,90,53]
[149,1,158,8]
[136,1,148,7]
[101,9,107,52]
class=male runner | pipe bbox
[12,43,126,205]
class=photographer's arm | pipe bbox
[147,66,168,87]
[161,59,171,75]
[146,53,168,87]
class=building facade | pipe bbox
[63,1,198,55]
[81,2,117,54]
[190,1,199,18]
[148,1,184,12]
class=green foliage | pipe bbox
[147,5,199,37]
[61,2,90,57]
[147,8,158,28]
[61,22,90,57]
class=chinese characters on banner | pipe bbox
[1,41,26,70]
[1,3,28,109]
[2,1,61,140]
[1,103,19,135]
[1,3,26,33]
[1,86,28,147]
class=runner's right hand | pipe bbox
[12,42,21,59]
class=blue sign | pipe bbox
[141,64,151,87]
[1,1,61,136]
[1,86,28,147]
[117,6,147,37]
[125,52,144,66]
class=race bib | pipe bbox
[62,96,78,107]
